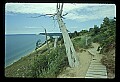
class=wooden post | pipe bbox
[54,37,58,48]
[56,3,79,67]
[43,28,50,54]
[86,35,88,46]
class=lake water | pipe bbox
[5,34,46,67]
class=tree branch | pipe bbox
[60,3,64,16]
[62,13,68,16]
[31,15,46,18]
[30,13,57,18]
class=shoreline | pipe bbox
[5,48,35,68]
[5,34,50,68]
[5,40,50,68]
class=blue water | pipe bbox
[5,34,46,67]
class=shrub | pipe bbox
[101,55,115,74]
[73,36,92,50]
[29,45,69,78]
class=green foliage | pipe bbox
[58,36,64,45]
[70,30,88,38]
[89,17,116,78]
[58,35,62,41]
[73,35,92,51]
[101,54,115,74]
[48,36,54,42]
[92,34,105,43]
[74,31,79,37]
[93,25,100,35]
[6,17,115,78]
[89,25,100,36]
[91,17,116,53]
[89,28,94,32]
[29,45,68,78]
[80,30,88,35]
[69,31,79,38]
[102,17,110,27]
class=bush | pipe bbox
[101,55,115,74]
[73,36,92,50]
[29,45,69,78]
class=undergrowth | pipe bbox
[72,36,92,51]
[28,45,69,78]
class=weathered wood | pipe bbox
[85,50,107,78]
[56,3,80,67]
[85,35,88,46]
[44,28,50,54]
[54,37,58,48]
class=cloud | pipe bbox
[5,3,116,22]
[65,4,116,22]
[25,26,41,29]
[68,26,81,32]
[5,3,57,14]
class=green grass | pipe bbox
[5,35,93,78]
[29,45,69,78]
[72,35,92,51]
[5,42,69,78]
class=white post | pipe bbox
[54,37,58,48]
[86,35,88,46]
[56,3,79,67]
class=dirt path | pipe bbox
[57,43,101,78]
[88,43,102,61]
[85,43,107,78]
[57,50,92,78]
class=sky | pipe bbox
[5,3,116,34]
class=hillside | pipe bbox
[5,17,115,78]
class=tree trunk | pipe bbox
[44,28,50,54]
[56,3,80,67]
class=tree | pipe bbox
[103,17,110,25]
[88,28,94,36]
[74,31,78,37]
[80,30,88,35]
[89,28,94,32]
[56,3,80,67]
[31,3,80,68]
[96,17,116,53]
[43,27,50,54]
[93,25,100,35]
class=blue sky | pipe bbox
[5,3,116,34]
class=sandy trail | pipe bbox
[57,43,101,78]
[88,43,102,61]
[57,50,92,78]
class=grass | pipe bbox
[6,34,112,78]
[72,35,92,51]
[5,41,50,77]
[5,40,69,78]
[30,45,69,78]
